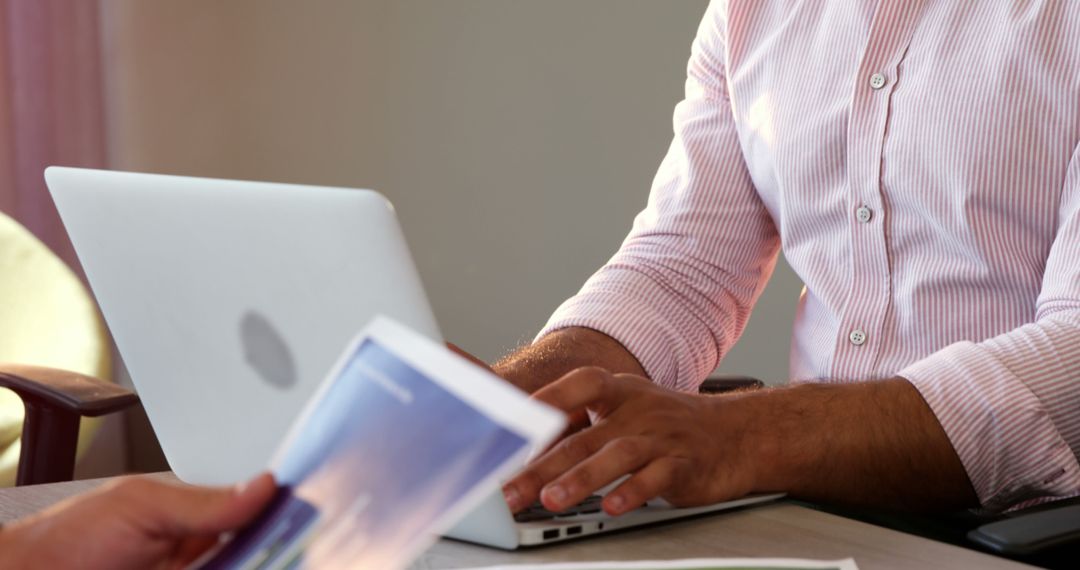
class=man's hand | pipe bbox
[502,367,979,515]
[454,329,649,436]
[0,473,276,570]
[502,367,757,516]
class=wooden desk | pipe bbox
[0,474,1031,569]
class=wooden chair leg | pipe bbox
[17,399,81,486]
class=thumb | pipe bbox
[138,472,278,537]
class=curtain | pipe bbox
[0,0,107,266]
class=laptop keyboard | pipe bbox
[513,494,606,522]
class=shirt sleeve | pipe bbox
[537,1,781,393]
[899,142,1080,511]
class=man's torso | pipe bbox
[718,0,1080,380]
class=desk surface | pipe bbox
[0,473,1031,570]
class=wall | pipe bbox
[101,0,803,389]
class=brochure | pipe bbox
[197,316,566,569]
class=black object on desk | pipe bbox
[699,374,765,394]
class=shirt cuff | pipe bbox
[537,287,699,392]
[899,341,1080,511]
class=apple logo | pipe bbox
[239,310,298,389]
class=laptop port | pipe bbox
[542,529,560,540]
[566,525,583,536]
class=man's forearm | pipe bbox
[742,377,978,511]
[493,327,647,393]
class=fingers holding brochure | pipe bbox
[0,473,277,570]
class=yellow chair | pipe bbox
[0,211,135,486]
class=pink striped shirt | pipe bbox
[540,0,1080,511]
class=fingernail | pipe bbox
[503,486,521,510]
[543,484,567,506]
[607,494,625,513]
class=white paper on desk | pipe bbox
[460,558,859,570]
[195,316,566,570]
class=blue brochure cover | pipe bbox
[198,317,564,569]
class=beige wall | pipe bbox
[101,0,802,385]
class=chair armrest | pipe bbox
[0,364,138,416]
[699,374,764,394]
[0,364,139,485]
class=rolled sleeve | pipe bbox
[540,269,712,392]
[900,331,1080,511]
[537,2,780,391]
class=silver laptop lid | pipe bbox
[45,167,441,485]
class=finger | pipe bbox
[124,472,278,536]
[539,436,656,512]
[531,367,626,414]
[532,408,591,460]
[505,369,647,512]
[529,369,641,459]
[503,426,615,512]
[562,408,592,436]
[210,472,279,530]
[603,457,685,516]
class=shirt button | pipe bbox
[856,206,873,223]
[849,329,867,346]
[869,73,887,90]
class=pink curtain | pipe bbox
[0,0,106,266]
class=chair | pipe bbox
[0,211,138,486]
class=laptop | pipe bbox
[45,167,781,549]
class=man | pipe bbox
[0,474,275,569]
[498,1,1080,520]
